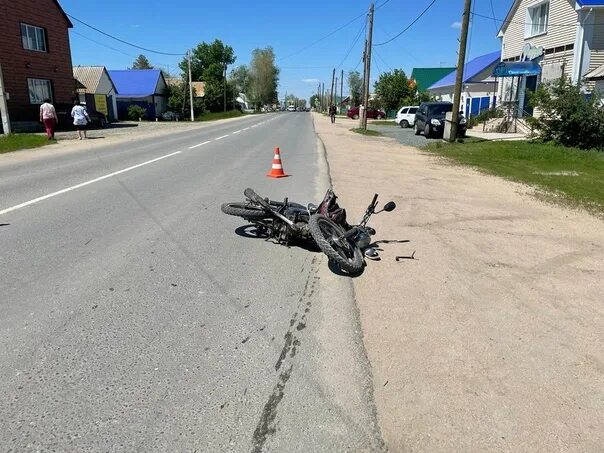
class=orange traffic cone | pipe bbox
[266,147,289,178]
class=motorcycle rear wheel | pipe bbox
[221,202,270,219]
[308,214,364,274]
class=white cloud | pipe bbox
[301,78,320,83]
[451,21,462,29]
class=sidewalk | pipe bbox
[313,113,604,452]
[466,129,528,141]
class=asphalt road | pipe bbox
[0,113,384,452]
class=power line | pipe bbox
[278,11,366,61]
[372,47,393,72]
[66,13,185,56]
[489,0,500,34]
[374,0,438,46]
[336,21,366,70]
[375,0,393,10]
[71,30,134,58]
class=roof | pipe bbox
[585,63,604,80]
[410,67,456,91]
[498,1,604,37]
[107,69,165,97]
[73,66,117,94]
[53,0,73,28]
[428,51,501,90]
[165,78,205,97]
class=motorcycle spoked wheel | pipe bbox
[308,214,364,274]
[221,202,273,219]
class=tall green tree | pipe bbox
[249,47,279,107]
[374,69,413,112]
[347,71,362,106]
[179,39,236,112]
[229,65,251,94]
[131,54,153,69]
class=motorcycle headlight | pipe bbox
[430,119,441,126]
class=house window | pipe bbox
[525,1,549,38]
[27,78,53,104]
[21,23,47,52]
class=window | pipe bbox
[21,23,47,52]
[401,108,409,114]
[408,107,418,114]
[525,1,549,38]
[27,79,53,104]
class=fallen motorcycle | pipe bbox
[221,188,396,274]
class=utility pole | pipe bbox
[329,68,336,108]
[0,64,11,134]
[334,76,338,108]
[187,50,194,122]
[317,83,321,110]
[361,2,374,130]
[223,63,227,112]
[321,82,325,112]
[448,0,472,142]
[340,69,344,114]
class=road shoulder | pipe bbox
[312,113,604,452]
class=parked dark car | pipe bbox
[346,106,386,120]
[413,102,466,138]
[55,103,108,129]
[161,111,182,121]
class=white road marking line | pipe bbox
[188,140,211,149]
[251,124,258,128]
[232,130,242,134]
[242,127,250,131]
[214,134,229,141]
[0,151,183,216]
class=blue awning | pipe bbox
[492,61,541,78]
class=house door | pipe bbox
[524,76,538,116]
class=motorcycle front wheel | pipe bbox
[308,214,364,274]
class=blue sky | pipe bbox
[62,0,514,101]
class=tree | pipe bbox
[131,54,153,70]
[528,77,604,150]
[249,47,279,107]
[166,79,203,116]
[229,65,251,94]
[309,94,320,109]
[179,39,236,112]
[347,71,363,106]
[373,69,413,112]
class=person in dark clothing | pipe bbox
[329,105,336,124]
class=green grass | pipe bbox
[0,134,54,154]
[351,128,383,137]
[195,110,245,121]
[425,140,604,215]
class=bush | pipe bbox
[529,77,604,150]
[127,105,147,121]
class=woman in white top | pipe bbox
[71,101,91,140]
[39,99,57,140]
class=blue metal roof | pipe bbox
[428,51,501,89]
[576,0,604,6]
[108,69,163,97]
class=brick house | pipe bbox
[0,0,74,131]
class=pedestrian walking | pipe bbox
[71,101,90,140]
[39,99,57,140]
[329,104,336,124]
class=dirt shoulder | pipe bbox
[313,113,604,452]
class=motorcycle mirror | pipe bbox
[383,201,396,212]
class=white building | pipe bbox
[427,51,501,119]
[496,0,604,116]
